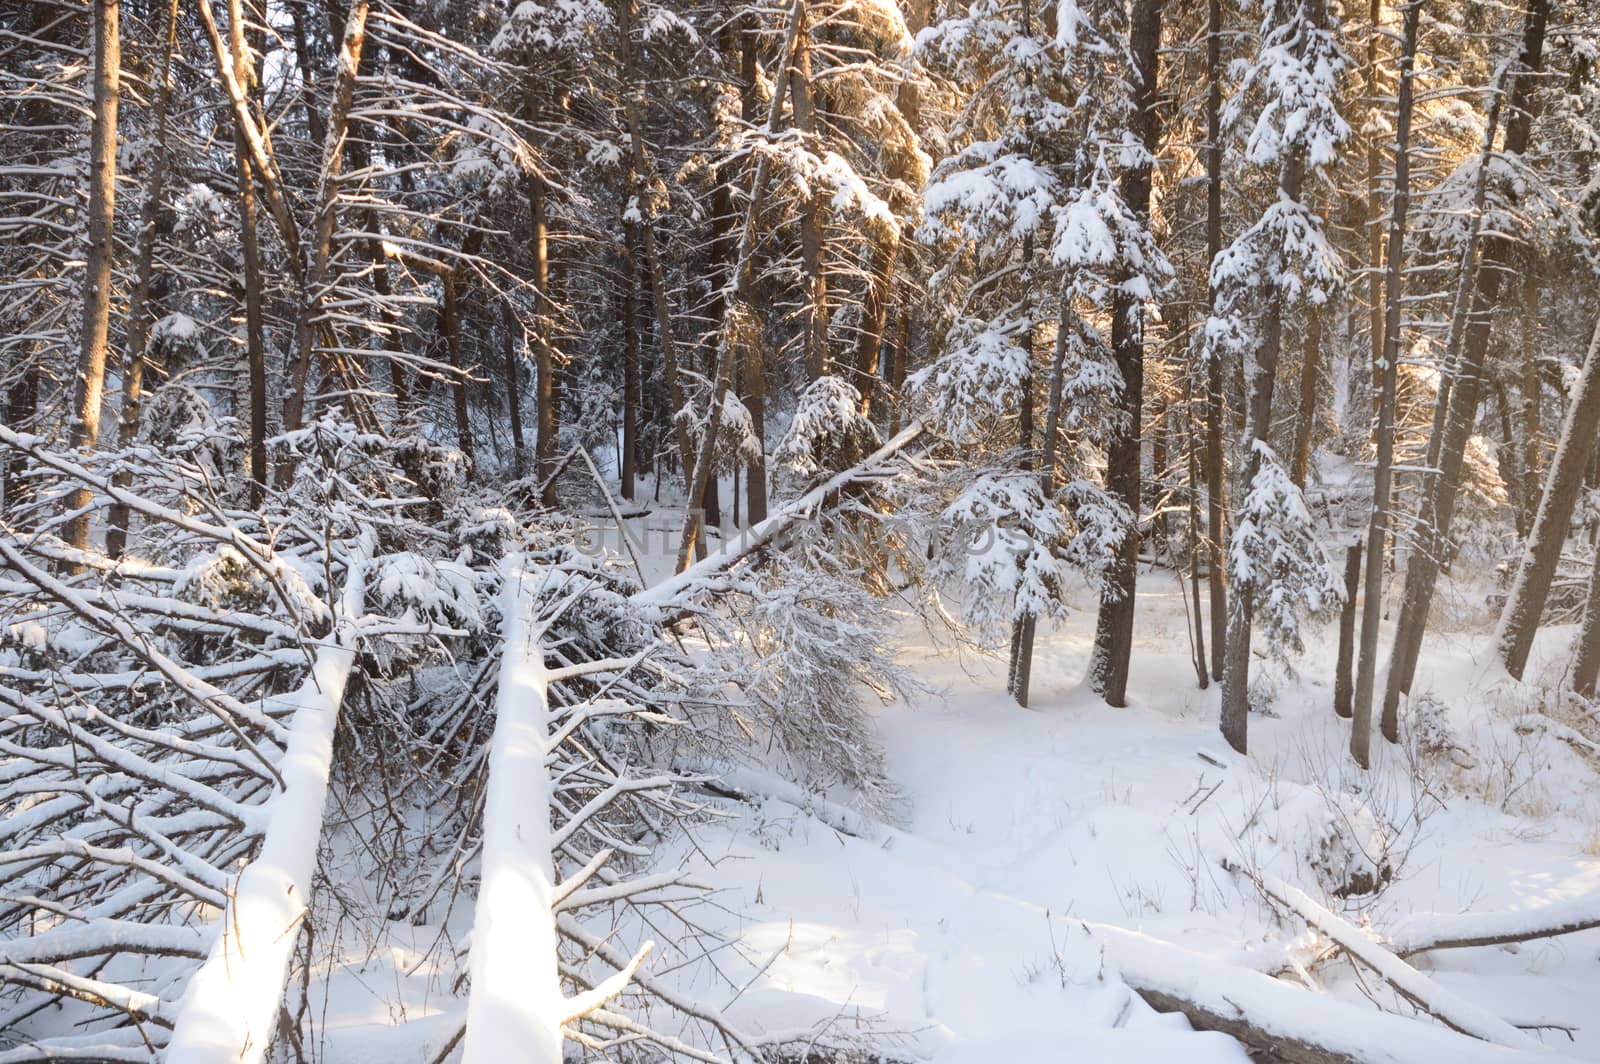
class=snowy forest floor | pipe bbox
[304,549,1600,1063]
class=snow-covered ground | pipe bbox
[304,563,1600,1062]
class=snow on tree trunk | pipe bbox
[461,562,564,1064]
[1495,312,1600,679]
[165,538,369,1064]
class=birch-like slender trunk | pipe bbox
[789,5,828,383]
[528,173,558,503]
[498,303,527,479]
[1290,303,1321,489]
[737,22,768,525]
[278,0,371,459]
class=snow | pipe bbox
[288,547,1599,1064]
[627,576,1600,1063]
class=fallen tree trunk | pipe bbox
[1386,894,1600,957]
[1229,864,1538,1049]
[165,537,370,1064]
[462,566,564,1064]
[1097,923,1576,1064]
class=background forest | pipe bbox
[1,0,1599,1060]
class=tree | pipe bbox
[1088,0,1163,708]
[1495,312,1600,678]
[1213,0,1347,754]
[917,0,1168,704]
[63,0,121,559]
[1380,0,1551,729]
[1350,0,1419,769]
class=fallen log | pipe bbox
[165,537,370,1064]
[1386,892,1600,957]
[1096,923,1574,1064]
[1226,862,1539,1050]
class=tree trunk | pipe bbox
[1219,153,1303,755]
[1203,0,1228,681]
[1291,304,1321,489]
[614,0,699,511]
[1186,379,1210,689]
[1519,273,1543,533]
[1381,0,1549,723]
[620,239,640,499]
[1496,312,1600,678]
[64,0,120,560]
[1090,0,1161,709]
[1334,542,1362,718]
[675,0,807,571]
[737,20,768,526]
[502,301,528,479]
[850,0,928,419]
[105,0,179,557]
[529,173,558,504]
[1571,537,1600,699]
[1007,328,1038,707]
[1364,0,1384,408]
[442,276,476,480]
[278,0,371,459]
[238,140,270,509]
[789,4,828,383]
[1351,0,1418,767]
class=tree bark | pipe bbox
[1571,538,1600,699]
[737,21,768,526]
[849,0,929,419]
[105,0,179,557]
[1496,313,1600,679]
[1090,0,1161,709]
[1364,0,1384,408]
[1007,327,1038,707]
[620,238,640,499]
[239,142,270,507]
[64,0,120,560]
[1518,273,1543,534]
[1351,0,1418,767]
[675,0,807,572]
